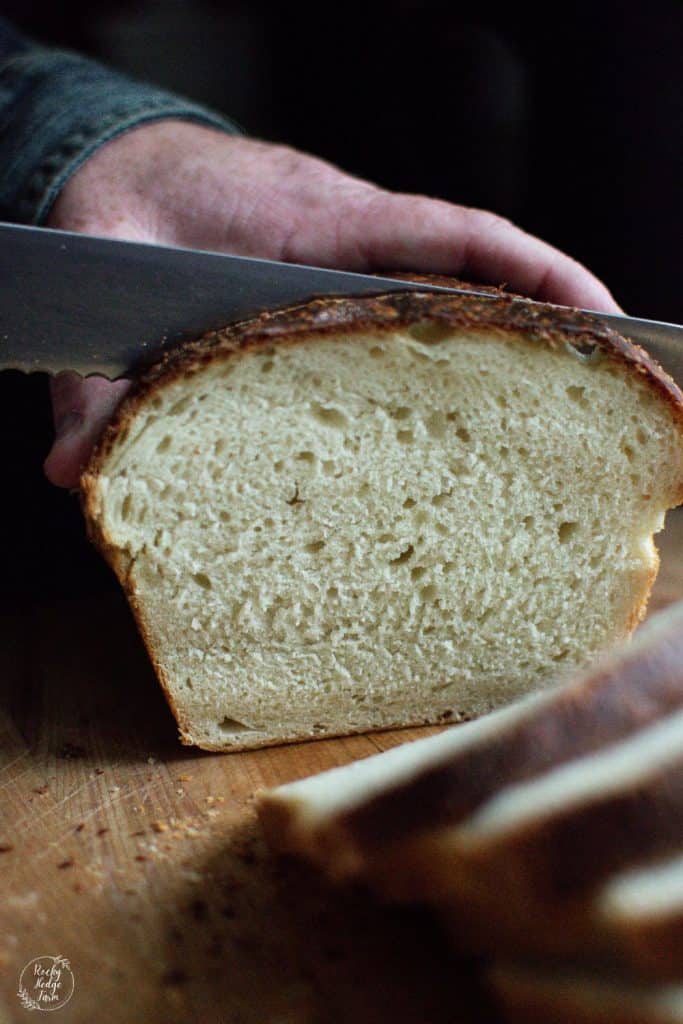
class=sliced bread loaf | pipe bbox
[81,289,683,750]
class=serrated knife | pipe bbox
[2,221,682,384]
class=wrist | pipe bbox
[0,45,242,226]
[46,120,229,240]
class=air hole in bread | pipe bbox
[558,521,579,544]
[564,338,601,362]
[408,322,449,345]
[168,395,192,417]
[390,545,415,566]
[397,430,414,445]
[310,403,348,430]
[566,384,587,406]
[391,406,412,421]
[218,716,253,733]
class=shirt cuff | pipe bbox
[0,46,244,225]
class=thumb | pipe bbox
[44,372,132,488]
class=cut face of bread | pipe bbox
[81,290,683,750]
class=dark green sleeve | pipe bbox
[0,17,243,224]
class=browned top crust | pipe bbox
[81,283,683,489]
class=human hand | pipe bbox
[44,121,621,488]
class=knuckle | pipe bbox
[465,207,516,233]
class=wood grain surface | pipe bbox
[2,510,682,1024]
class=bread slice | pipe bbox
[489,963,683,1024]
[81,288,683,750]
[452,705,683,902]
[441,844,683,974]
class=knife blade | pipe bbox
[2,221,682,384]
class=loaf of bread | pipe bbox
[81,287,683,750]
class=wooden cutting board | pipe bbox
[2,511,683,1024]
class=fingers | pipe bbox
[330,192,622,314]
[40,130,621,493]
[44,373,132,489]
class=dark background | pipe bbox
[2,0,682,606]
